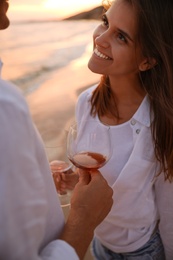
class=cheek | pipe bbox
[93,25,104,43]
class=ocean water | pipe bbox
[0,20,99,95]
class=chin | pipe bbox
[0,16,10,30]
[88,62,103,75]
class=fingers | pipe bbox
[77,169,104,186]
[52,172,61,192]
[89,169,100,177]
[89,171,113,202]
[90,170,108,185]
[53,171,61,182]
[53,171,79,192]
[78,169,91,185]
[70,169,113,228]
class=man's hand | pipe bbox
[60,169,113,259]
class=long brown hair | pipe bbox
[90,0,173,182]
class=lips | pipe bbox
[94,48,112,60]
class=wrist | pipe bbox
[60,209,94,259]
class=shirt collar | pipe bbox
[89,87,152,127]
[132,95,152,127]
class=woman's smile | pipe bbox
[94,47,112,60]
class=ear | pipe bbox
[139,57,157,71]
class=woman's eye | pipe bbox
[117,33,127,43]
[102,15,108,27]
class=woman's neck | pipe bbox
[99,75,146,126]
[109,75,146,105]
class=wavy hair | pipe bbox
[90,0,173,181]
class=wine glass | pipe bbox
[42,129,73,207]
[67,120,112,171]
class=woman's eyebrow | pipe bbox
[104,13,134,42]
[117,28,134,42]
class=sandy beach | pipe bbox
[26,60,100,260]
[26,59,100,137]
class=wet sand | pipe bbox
[26,60,100,137]
[26,62,100,260]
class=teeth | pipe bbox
[94,48,111,60]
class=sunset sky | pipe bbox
[8,0,102,22]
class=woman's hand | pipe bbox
[50,161,79,194]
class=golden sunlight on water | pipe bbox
[9,0,102,21]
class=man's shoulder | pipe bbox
[0,79,29,113]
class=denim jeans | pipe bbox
[92,230,165,260]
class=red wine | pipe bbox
[70,152,107,170]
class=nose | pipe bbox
[94,26,110,49]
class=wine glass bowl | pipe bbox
[50,160,72,174]
[67,120,112,170]
[41,129,73,207]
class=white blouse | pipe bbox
[76,85,173,259]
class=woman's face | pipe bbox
[0,0,9,30]
[88,0,145,80]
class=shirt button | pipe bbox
[136,129,140,134]
[131,119,136,125]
